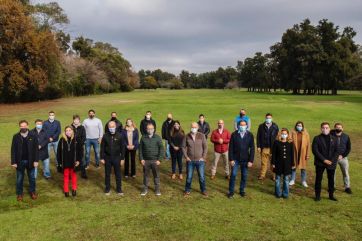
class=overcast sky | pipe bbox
[35,0,362,74]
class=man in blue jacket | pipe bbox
[228,120,255,198]
[43,111,61,175]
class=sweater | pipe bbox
[83,118,103,139]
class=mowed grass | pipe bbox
[0,89,361,241]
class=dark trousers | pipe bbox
[315,165,335,197]
[143,160,160,191]
[170,148,183,174]
[16,160,36,195]
[105,158,122,193]
[124,149,136,176]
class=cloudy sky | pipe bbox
[35,0,362,74]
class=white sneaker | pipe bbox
[289,180,295,186]
[105,192,111,196]
[302,181,308,188]
[140,189,148,196]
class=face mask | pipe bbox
[281,134,288,139]
[147,129,154,136]
[191,128,198,134]
[36,124,42,130]
[322,129,330,135]
[335,129,342,133]
[111,117,117,121]
[167,118,172,121]
[265,118,272,124]
[146,115,151,120]
[239,126,247,132]
[218,125,223,129]
[89,115,95,119]
[65,131,72,137]
[296,126,303,132]
[20,128,28,133]
[109,127,116,134]
[240,113,245,117]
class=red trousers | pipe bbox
[63,168,77,192]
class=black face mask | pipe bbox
[335,129,342,133]
[20,128,28,133]
[167,118,172,121]
[240,113,245,117]
[111,117,117,121]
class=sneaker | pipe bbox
[105,191,111,196]
[179,174,183,180]
[184,191,190,197]
[117,192,124,196]
[132,175,136,178]
[289,180,295,186]
[85,165,89,170]
[140,189,148,196]
[155,191,161,196]
[17,195,23,201]
[72,190,77,197]
[125,176,129,179]
[171,174,176,180]
[302,181,308,188]
[227,193,234,199]
[345,188,352,194]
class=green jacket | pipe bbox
[139,134,164,161]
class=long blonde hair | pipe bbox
[62,126,75,140]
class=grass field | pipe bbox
[0,89,361,241]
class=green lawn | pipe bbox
[0,89,361,241]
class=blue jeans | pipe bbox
[275,174,290,198]
[85,138,100,166]
[185,160,206,193]
[34,159,50,178]
[16,160,36,195]
[291,169,306,182]
[43,141,58,177]
[165,140,170,159]
[229,161,248,194]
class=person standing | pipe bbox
[11,120,39,201]
[122,118,139,179]
[272,128,295,199]
[104,112,123,134]
[43,110,61,173]
[183,122,208,196]
[197,114,210,139]
[256,113,279,181]
[83,109,103,168]
[169,120,185,180]
[234,108,251,131]
[312,122,339,201]
[210,120,231,180]
[101,121,126,195]
[331,123,352,194]
[289,121,310,187]
[227,120,255,198]
[161,113,175,160]
[139,123,164,196]
[71,115,87,179]
[30,119,49,179]
[57,126,82,197]
[140,111,156,136]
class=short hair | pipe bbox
[111,112,117,115]
[34,119,43,124]
[265,113,272,117]
[199,114,205,118]
[334,122,343,128]
[49,111,55,114]
[320,122,330,128]
[88,109,95,114]
[146,111,152,114]
[146,123,154,128]
[73,114,80,120]
[239,120,247,125]
[19,120,28,126]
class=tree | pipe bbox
[143,76,158,89]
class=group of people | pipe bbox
[11,108,352,202]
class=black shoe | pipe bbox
[57,166,63,173]
[329,195,338,201]
[72,190,77,197]
[64,192,69,197]
[314,196,321,201]
[227,193,234,199]
[345,188,352,194]
[81,174,88,179]
[240,192,245,197]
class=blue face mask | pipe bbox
[265,118,272,124]
[36,124,42,130]
[281,134,288,139]
[239,126,247,133]
[109,128,116,134]
[296,126,303,132]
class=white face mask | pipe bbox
[146,114,151,120]
[191,128,198,134]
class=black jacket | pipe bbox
[105,118,123,134]
[271,141,294,175]
[101,132,126,160]
[11,132,39,169]
[71,124,86,145]
[30,128,49,161]
[228,131,255,162]
[312,134,338,170]
[161,119,175,140]
[197,121,210,139]
[57,137,83,170]
[330,130,351,158]
[140,118,157,136]
[257,122,279,149]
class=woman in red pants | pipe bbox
[57,126,83,197]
